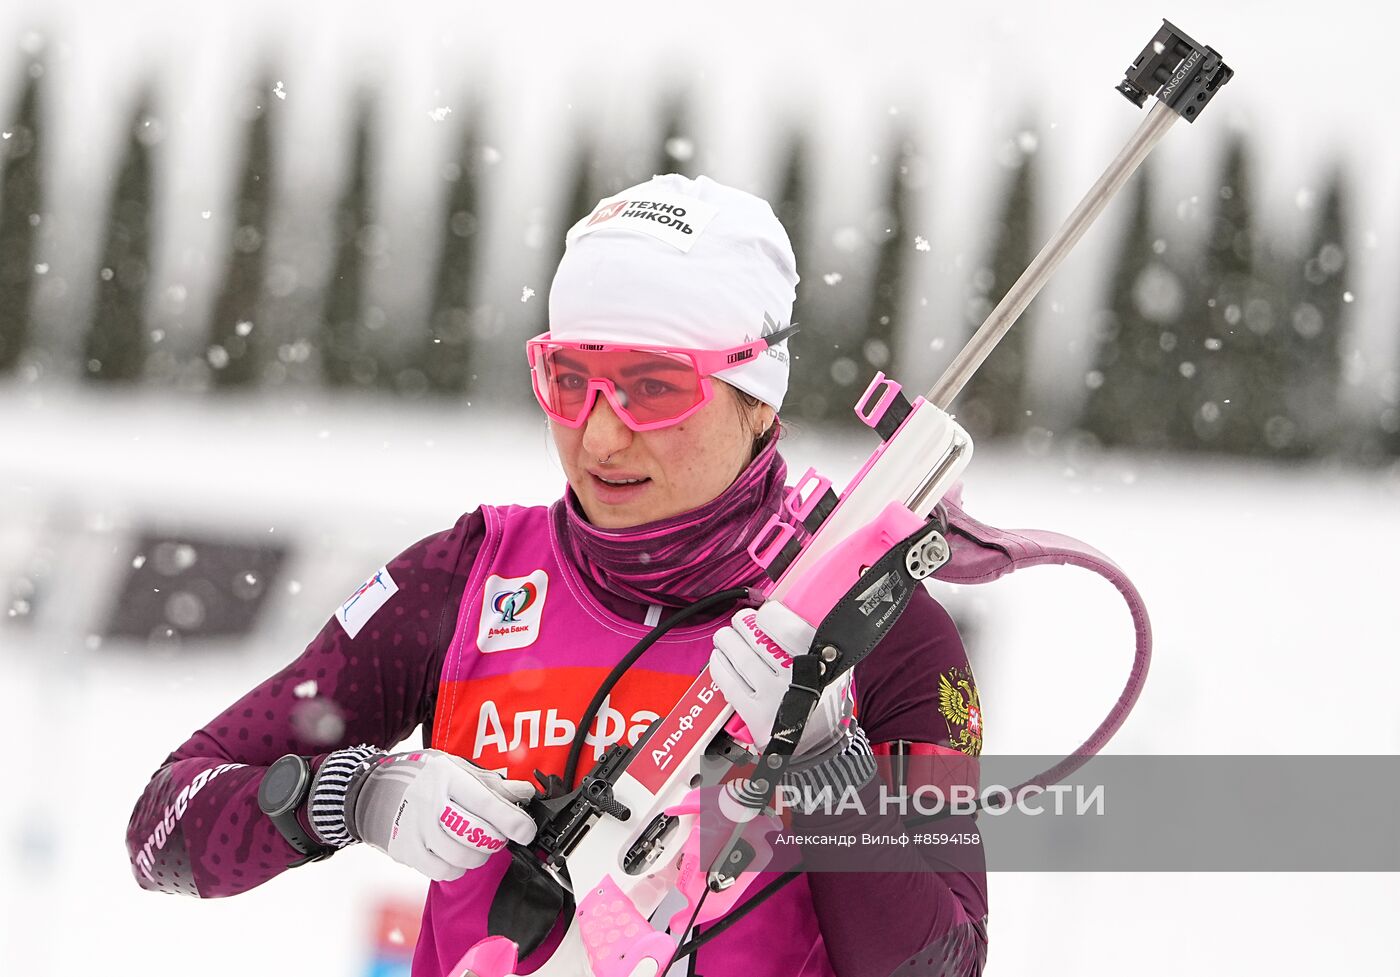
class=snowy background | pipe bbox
[2,1,1399,975]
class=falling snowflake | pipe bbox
[132,554,147,569]
[207,345,230,369]
[34,263,48,274]
[428,106,452,122]
[914,236,931,252]
[292,699,345,744]
[481,146,501,164]
[1016,130,1039,154]
[1343,291,1355,303]
[831,227,862,253]
[829,357,859,385]
[664,137,694,162]
[201,210,212,219]
[822,273,843,286]
[1317,244,1345,274]
[273,81,286,101]
[1,132,10,140]
[294,680,318,699]
[521,286,536,303]
[235,320,254,337]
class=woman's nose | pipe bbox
[580,393,633,459]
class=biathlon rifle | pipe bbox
[454,19,1232,977]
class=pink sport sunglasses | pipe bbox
[526,324,798,432]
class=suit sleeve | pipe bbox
[123,510,484,898]
[805,588,989,977]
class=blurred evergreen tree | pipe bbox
[1079,165,1183,450]
[652,94,694,178]
[858,136,916,396]
[525,132,602,350]
[955,140,1038,440]
[1173,135,1274,455]
[0,65,41,375]
[206,79,274,390]
[84,94,156,384]
[773,128,831,422]
[554,134,601,269]
[1280,169,1350,456]
[320,98,378,390]
[417,120,484,396]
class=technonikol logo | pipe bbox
[567,191,718,253]
[616,199,696,233]
[438,804,506,852]
[477,569,549,653]
[586,199,628,226]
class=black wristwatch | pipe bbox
[257,754,334,866]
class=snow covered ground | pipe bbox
[2,385,1398,975]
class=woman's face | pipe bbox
[551,383,775,529]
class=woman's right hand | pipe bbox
[319,748,539,882]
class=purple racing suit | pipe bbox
[126,502,988,976]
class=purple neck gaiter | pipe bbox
[558,433,788,608]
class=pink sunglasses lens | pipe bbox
[536,346,706,426]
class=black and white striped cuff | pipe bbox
[780,723,877,812]
[309,744,383,848]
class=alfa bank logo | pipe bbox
[477,569,549,653]
[491,583,539,623]
[587,200,627,226]
[439,804,506,852]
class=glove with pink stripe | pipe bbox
[709,601,854,759]
[314,748,538,882]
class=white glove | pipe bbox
[709,601,853,758]
[345,749,537,882]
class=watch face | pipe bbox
[260,756,306,815]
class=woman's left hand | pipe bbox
[709,601,853,758]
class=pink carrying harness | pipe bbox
[933,484,1153,788]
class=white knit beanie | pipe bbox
[547,174,799,412]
